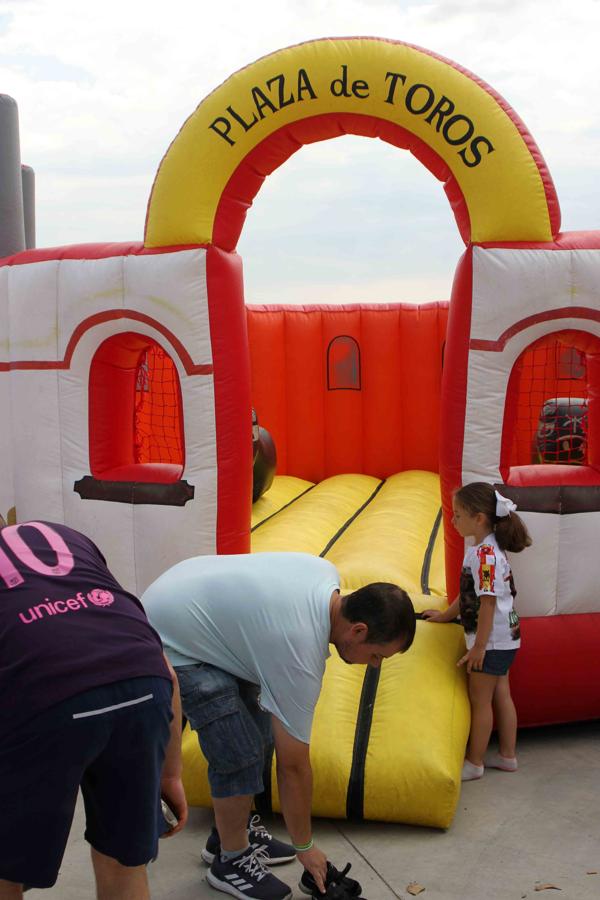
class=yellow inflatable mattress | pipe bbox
[182,471,469,827]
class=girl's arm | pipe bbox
[457,596,496,672]
[422,595,460,623]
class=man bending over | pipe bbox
[143,551,415,900]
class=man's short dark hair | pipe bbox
[341,583,416,650]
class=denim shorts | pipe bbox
[481,648,518,675]
[0,676,173,889]
[176,663,273,799]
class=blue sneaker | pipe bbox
[202,815,296,866]
[207,848,292,899]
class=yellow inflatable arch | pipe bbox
[145,37,560,248]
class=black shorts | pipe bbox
[0,676,172,889]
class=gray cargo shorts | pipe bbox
[176,662,273,798]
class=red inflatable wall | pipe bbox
[247,302,448,481]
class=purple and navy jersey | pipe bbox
[0,521,170,735]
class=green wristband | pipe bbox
[293,838,314,852]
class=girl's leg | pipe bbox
[466,673,498,766]
[492,674,518,759]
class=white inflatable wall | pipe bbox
[462,245,600,618]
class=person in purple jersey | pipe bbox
[0,518,188,900]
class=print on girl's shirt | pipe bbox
[459,566,480,633]
[477,544,496,593]
[507,574,521,641]
[459,541,521,643]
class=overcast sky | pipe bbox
[1,0,599,303]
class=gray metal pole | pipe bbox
[0,94,26,258]
[21,164,35,249]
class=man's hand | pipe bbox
[458,645,486,674]
[297,844,328,894]
[160,775,188,836]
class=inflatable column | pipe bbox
[442,234,600,725]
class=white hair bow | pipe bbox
[495,490,517,518]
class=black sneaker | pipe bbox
[207,848,293,899]
[315,884,362,900]
[202,815,296,866]
[299,861,362,897]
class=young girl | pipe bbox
[423,482,532,781]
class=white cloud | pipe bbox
[1,0,599,301]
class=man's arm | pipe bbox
[272,715,327,893]
[160,654,188,835]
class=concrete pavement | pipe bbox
[27,720,600,900]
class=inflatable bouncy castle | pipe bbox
[1,38,599,827]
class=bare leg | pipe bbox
[466,673,498,766]
[0,881,23,900]
[492,674,518,758]
[91,847,150,900]
[213,795,253,853]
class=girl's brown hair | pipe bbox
[454,482,532,553]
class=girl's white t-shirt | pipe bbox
[459,532,521,651]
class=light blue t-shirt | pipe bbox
[141,552,340,743]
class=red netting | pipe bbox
[134,344,183,465]
[508,337,588,466]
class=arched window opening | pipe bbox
[88,332,184,484]
[501,330,600,485]
[327,335,361,390]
